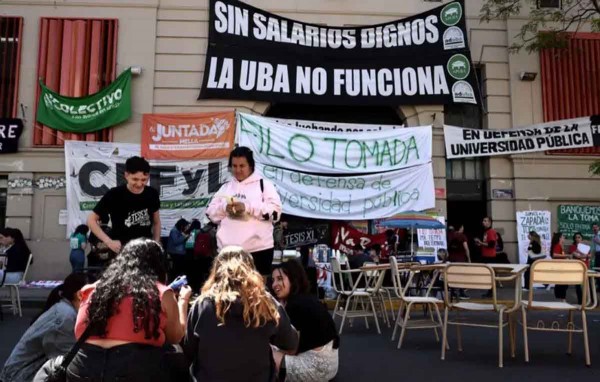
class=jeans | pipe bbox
[67,343,167,382]
[0,271,23,284]
[70,249,85,273]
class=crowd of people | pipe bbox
[1,146,599,381]
[0,149,339,382]
[1,241,338,382]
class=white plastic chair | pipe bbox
[362,262,393,327]
[330,257,382,335]
[1,254,33,317]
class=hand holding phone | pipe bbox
[168,275,188,291]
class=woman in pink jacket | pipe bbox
[206,146,282,275]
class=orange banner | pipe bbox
[141,111,235,160]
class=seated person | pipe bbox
[0,227,31,284]
[347,244,370,269]
[184,246,298,382]
[271,260,339,382]
[0,273,88,382]
[66,239,191,382]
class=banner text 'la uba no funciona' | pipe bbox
[200,0,479,106]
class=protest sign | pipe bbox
[417,216,447,250]
[516,210,551,265]
[283,224,329,249]
[37,69,131,133]
[557,205,600,240]
[200,0,479,105]
[331,222,388,255]
[64,141,229,237]
[141,111,235,160]
[258,162,435,220]
[0,118,23,154]
[444,117,594,159]
[238,113,432,174]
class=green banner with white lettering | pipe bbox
[37,68,132,133]
[557,204,600,240]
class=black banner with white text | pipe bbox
[199,0,479,106]
[0,118,23,154]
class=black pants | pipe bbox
[169,253,186,282]
[251,248,274,276]
[479,256,497,264]
[555,284,590,305]
[554,284,569,300]
[67,343,166,382]
[188,255,214,292]
[523,257,536,289]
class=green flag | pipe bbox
[37,68,132,133]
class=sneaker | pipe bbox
[459,292,470,300]
[523,288,529,291]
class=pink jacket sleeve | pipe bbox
[245,179,282,221]
[205,183,229,224]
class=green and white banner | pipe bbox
[238,113,432,174]
[257,162,435,220]
[64,141,229,238]
[38,69,132,133]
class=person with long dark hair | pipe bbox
[271,260,339,382]
[206,146,282,276]
[0,228,31,285]
[1,273,87,382]
[66,239,192,382]
[523,231,543,290]
[184,246,298,382]
[69,224,89,272]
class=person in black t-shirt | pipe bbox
[271,259,339,382]
[87,156,161,254]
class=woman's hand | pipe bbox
[232,202,246,215]
[178,285,193,304]
[226,202,246,217]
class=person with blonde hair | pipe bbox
[184,246,298,382]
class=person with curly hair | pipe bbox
[271,260,339,382]
[66,239,192,382]
[184,246,298,382]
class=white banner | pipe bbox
[258,162,435,220]
[444,117,594,159]
[238,113,432,174]
[64,141,230,238]
[417,216,447,251]
[516,210,551,265]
